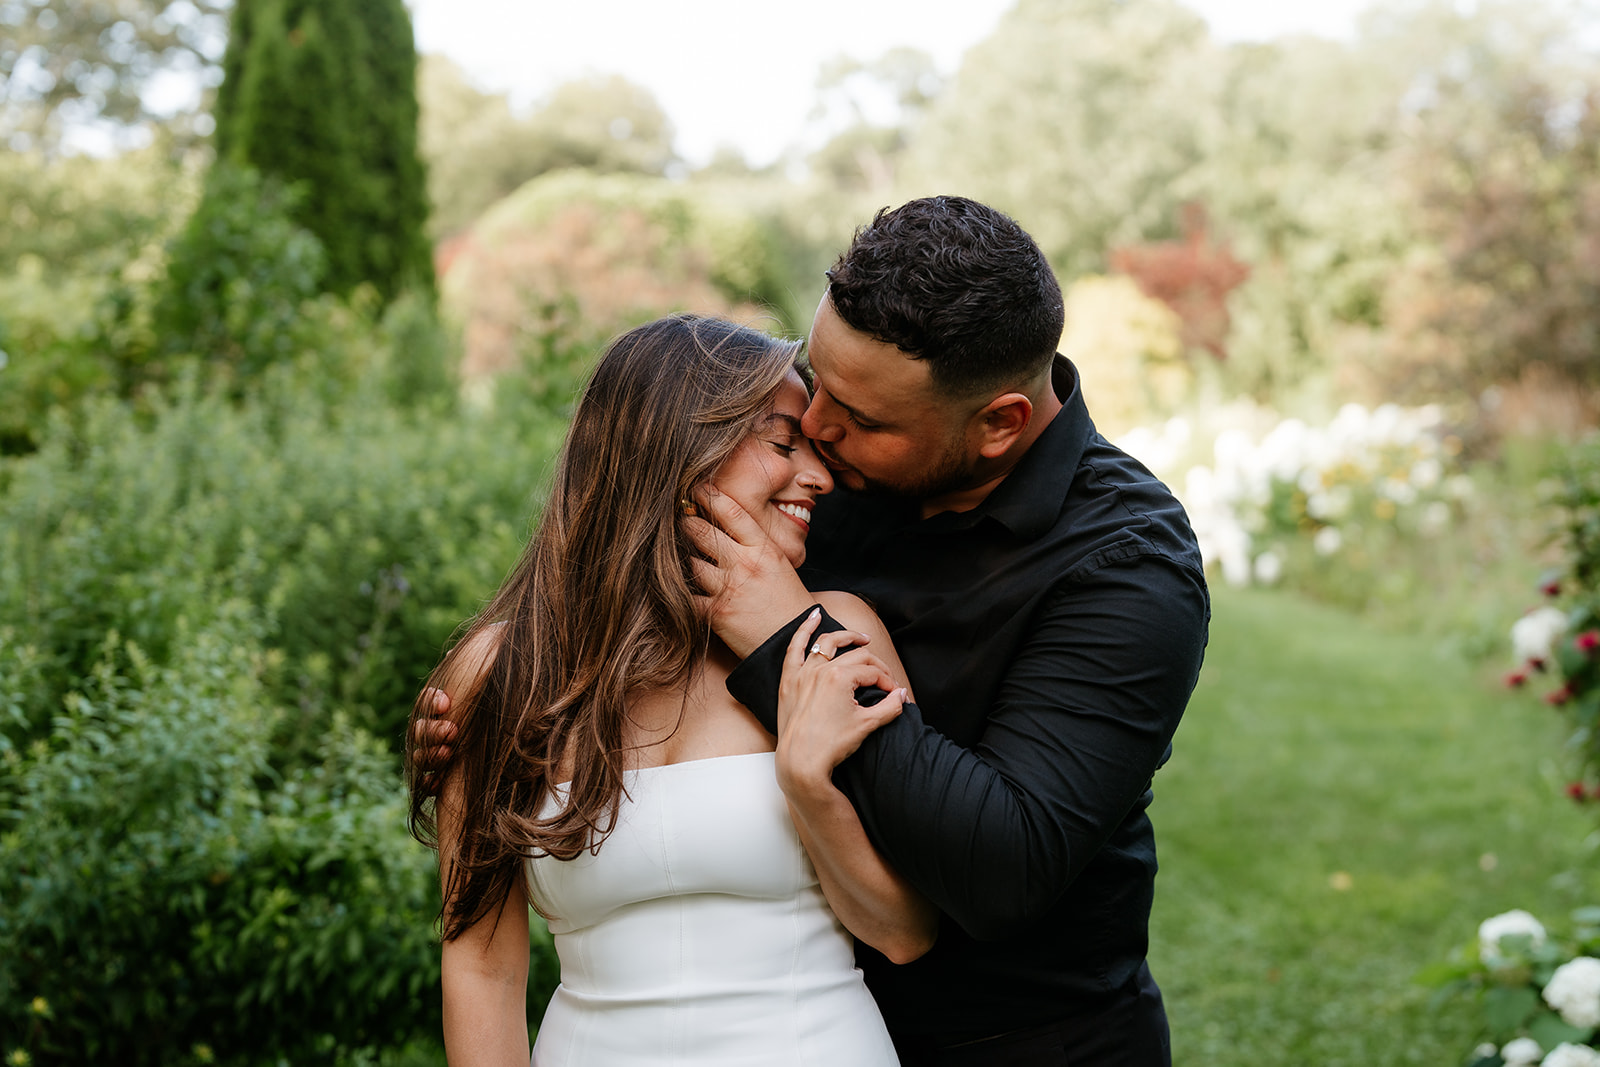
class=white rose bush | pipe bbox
[1424,908,1600,1066]
[1433,439,1600,1066]
[1498,444,1600,803]
[1545,959,1600,1030]
[1117,400,1470,608]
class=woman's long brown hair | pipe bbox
[407,314,799,939]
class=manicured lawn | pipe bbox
[1151,585,1599,1065]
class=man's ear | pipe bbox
[974,393,1033,458]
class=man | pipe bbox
[422,196,1209,1064]
[684,196,1208,1065]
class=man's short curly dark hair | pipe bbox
[825,196,1064,399]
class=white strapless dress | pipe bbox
[527,751,899,1066]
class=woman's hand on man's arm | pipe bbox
[775,603,938,964]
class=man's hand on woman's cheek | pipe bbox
[683,485,815,659]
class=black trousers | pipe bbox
[890,966,1171,1067]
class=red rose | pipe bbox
[1545,685,1573,706]
[1567,782,1588,801]
[1505,669,1530,688]
[1578,630,1600,653]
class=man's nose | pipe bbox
[802,393,845,443]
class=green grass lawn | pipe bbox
[391,584,1598,1066]
[1151,585,1600,1066]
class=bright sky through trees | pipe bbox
[407,0,1376,166]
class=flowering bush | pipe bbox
[1118,400,1471,598]
[1437,441,1600,1065]
[1424,908,1600,1066]
[1501,435,1600,800]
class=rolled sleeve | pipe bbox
[830,556,1207,940]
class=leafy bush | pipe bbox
[1496,435,1600,799]
[442,169,803,380]
[0,604,442,1066]
[1424,909,1600,1066]
[1119,401,1475,605]
[0,325,578,1062]
[0,351,554,750]
[151,163,329,388]
[0,147,198,452]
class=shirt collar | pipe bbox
[931,355,1093,538]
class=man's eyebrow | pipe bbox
[830,394,883,425]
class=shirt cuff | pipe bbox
[724,604,849,733]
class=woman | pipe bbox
[407,314,935,1066]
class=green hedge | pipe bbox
[0,318,583,1062]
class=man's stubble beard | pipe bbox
[827,433,979,503]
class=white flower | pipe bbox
[1420,500,1451,537]
[1307,485,1353,522]
[1512,608,1569,666]
[1543,957,1600,1029]
[1411,456,1443,489]
[1312,525,1343,556]
[1479,909,1548,963]
[1541,1043,1600,1067]
[1503,1037,1544,1065]
[1253,551,1283,585]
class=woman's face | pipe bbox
[710,370,834,568]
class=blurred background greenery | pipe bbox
[3,0,1600,1063]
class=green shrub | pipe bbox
[0,343,564,752]
[0,604,442,1066]
[151,163,329,388]
[1501,434,1600,795]
[212,0,434,301]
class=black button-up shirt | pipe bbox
[727,356,1210,1046]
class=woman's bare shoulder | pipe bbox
[811,589,881,631]
[810,590,910,696]
[436,621,508,717]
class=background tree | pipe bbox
[420,59,679,240]
[209,0,433,300]
[0,0,228,152]
[903,0,1219,279]
[1377,1,1600,410]
[806,47,941,193]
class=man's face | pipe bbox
[801,295,981,500]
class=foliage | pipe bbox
[1381,4,1600,401]
[0,311,572,1064]
[903,0,1217,279]
[211,0,433,300]
[1499,436,1600,798]
[1110,204,1250,359]
[0,0,228,151]
[0,605,442,1066]
[0,347,548,754]
[1121,401,1475,612]
[149,162,328,388]
[805,47,941,194]
[1423,909,1600,1066]
[419,58,679,239]
[1057,274,1185,439]
[442,169,803,381]
[0,144,198,451]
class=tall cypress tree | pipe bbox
[211,0,433,300]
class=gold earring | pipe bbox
[679,497,697,517]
